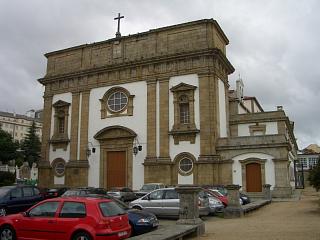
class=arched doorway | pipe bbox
[94,126,136,189]
[246,163,262,192]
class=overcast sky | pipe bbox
[0,0,319,149]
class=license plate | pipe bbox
[118,231,127,237]
[153,222,159,227]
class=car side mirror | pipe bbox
[22,212,29,217]
[147,195,151,201]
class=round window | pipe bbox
[179,158,193,174]
[107,91,128,112]
[55,162,65,176]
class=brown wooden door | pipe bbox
[246,163,262,192]
[106,151,126,189]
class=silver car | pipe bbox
[129,188,209,218]
[107,187,137,202]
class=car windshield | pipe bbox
[0,188,10,198]
[99,201,126,217]
[141,185,156,191]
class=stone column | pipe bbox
[175,185,205,235]
[224,184,243,218]
[263,184,272,201]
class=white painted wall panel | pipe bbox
[87,81,147,189]
[49,93,72,164]
[178,173,193,184]
[238,122,278,137]
[169,74,200,162]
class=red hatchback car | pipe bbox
[0,196,131,240]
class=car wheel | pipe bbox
[72,231,92,240]
[132,206,142,210]
[0,225,16,240]
[0,208,6,217]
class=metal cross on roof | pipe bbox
[114,13,124,38]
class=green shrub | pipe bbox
[309,162,320,191]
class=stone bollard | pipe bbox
[224,184,244,218]
[175,185,205,236]
[263,184,272,201]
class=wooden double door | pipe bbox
[106,151,126,189]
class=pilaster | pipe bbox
[69,92,80,161]
[79,90,90,160]
[198,73,218,159]
[159,78,170,160]
[272,158,292,198]
[40,95,53,162]
[146,79,157,161]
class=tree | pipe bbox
[0,129,19,164]
[308,161,320,191]
[21,121,41,166]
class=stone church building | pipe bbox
[38,19,297,197]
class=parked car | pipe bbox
[240,192,251,205]
[0,185,43,216]
[199,190,224,214]
[88,194,158,236]
[207,189,228,207]
[0,196,131,240]
[45,187,69,198]
[135,183,165,198]
[61,187,94,197]
[107,187,137,202]
[129,188,209,218]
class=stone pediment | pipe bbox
[94,125,137,140]
[52,100,70,107]
[170,82,197,92]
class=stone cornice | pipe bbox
[229,111,287,125]
[217,135,290,151]
[39,48,233,86]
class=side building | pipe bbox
[0,110,43,142]
[298,144,320,186]
[38,19,297,198]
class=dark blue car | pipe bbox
[127,208,159,235]
[0,185,43,216]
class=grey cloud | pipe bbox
[0,0,319,148]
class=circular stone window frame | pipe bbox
[51,158,66,177]
[174,152,196,176]
[106,88,129,114]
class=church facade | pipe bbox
[38,19,297,197]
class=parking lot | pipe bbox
[189,187,320,240]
